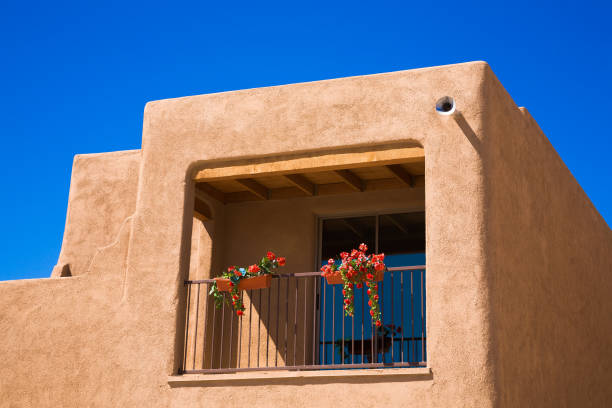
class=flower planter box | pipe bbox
[325,269,385,285]
[215,274,272,292]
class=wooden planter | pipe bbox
[325,269,385,285]
[215,274,272,292]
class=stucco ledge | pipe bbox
[168,367,432,387]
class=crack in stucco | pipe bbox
[84,212,136,299]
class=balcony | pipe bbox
[180,265,426,374]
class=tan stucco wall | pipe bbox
[51,149,141,277]
[1,61,608,407]
[481,70,612,406]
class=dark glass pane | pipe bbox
[378,212,425,256]
[321,216,376,261]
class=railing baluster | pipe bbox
[303,278,307,366]
[411,270,415,363]
[379,279,383,363]
[219,299,225,368]
[248,289,253,368]
[183,283,191,372]
[285,277,289,367]
[391,271,395,362]
[322,279,326,365]
[312,276,318,365]
[238,297,242,368]
[210,296,216,369]
[201,282,210,369]
[294,278,298,366]
[400,270,404,363]
[332,283,336,364]
[351,304,354,365]
[266,285,271,367]
[361,285,365,362]
[229,298,234,368]
[192,283,201,370]
[421,269,425,362]
[275,279,280,367]
[257,289,261,367]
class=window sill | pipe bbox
[168,367,432,387]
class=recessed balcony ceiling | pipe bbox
[194,146,424,205]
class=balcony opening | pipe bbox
[180,144,425,374]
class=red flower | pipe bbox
[366,273,374,280]
[236,310,244,316]
[375,320,382,327]
[228,266,236,273]
[232,295,239,300]
[328,258,334,265]
[356,283,363,289]
[359,243,368,252]
[370,310,375,316]
[344,299,351,305]
[277,257,286,266]
[342,290,346,296]
[374,294,379,301]
[248,264,260,274]
[340,252,349,259]
[234,270,242,276]
[374,262,385,272]
[350,249,358,257]
[228,282,234,287]
[267,251,276,261]
[368,300,372,307]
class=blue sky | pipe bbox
[1,1,610,281]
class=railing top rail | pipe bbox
[185,265,425,284]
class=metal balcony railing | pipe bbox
[180,266,426,374]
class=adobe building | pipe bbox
[1,61,611,407]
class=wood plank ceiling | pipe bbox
[195,160,424,205]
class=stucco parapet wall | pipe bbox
[141,61,490,167]
[168,367,433,386]
[52,148,141,278]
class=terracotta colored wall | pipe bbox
[51,149,141,277]
[481,69,612,406]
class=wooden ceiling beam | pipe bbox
[195,182,225,204]
[222,176,425,203]
[334,169,364,192]
[283,174,315,196]
[193,196,212,221]
[386,164,415,187]
[194,146,424,182]
[235,178,269,200]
